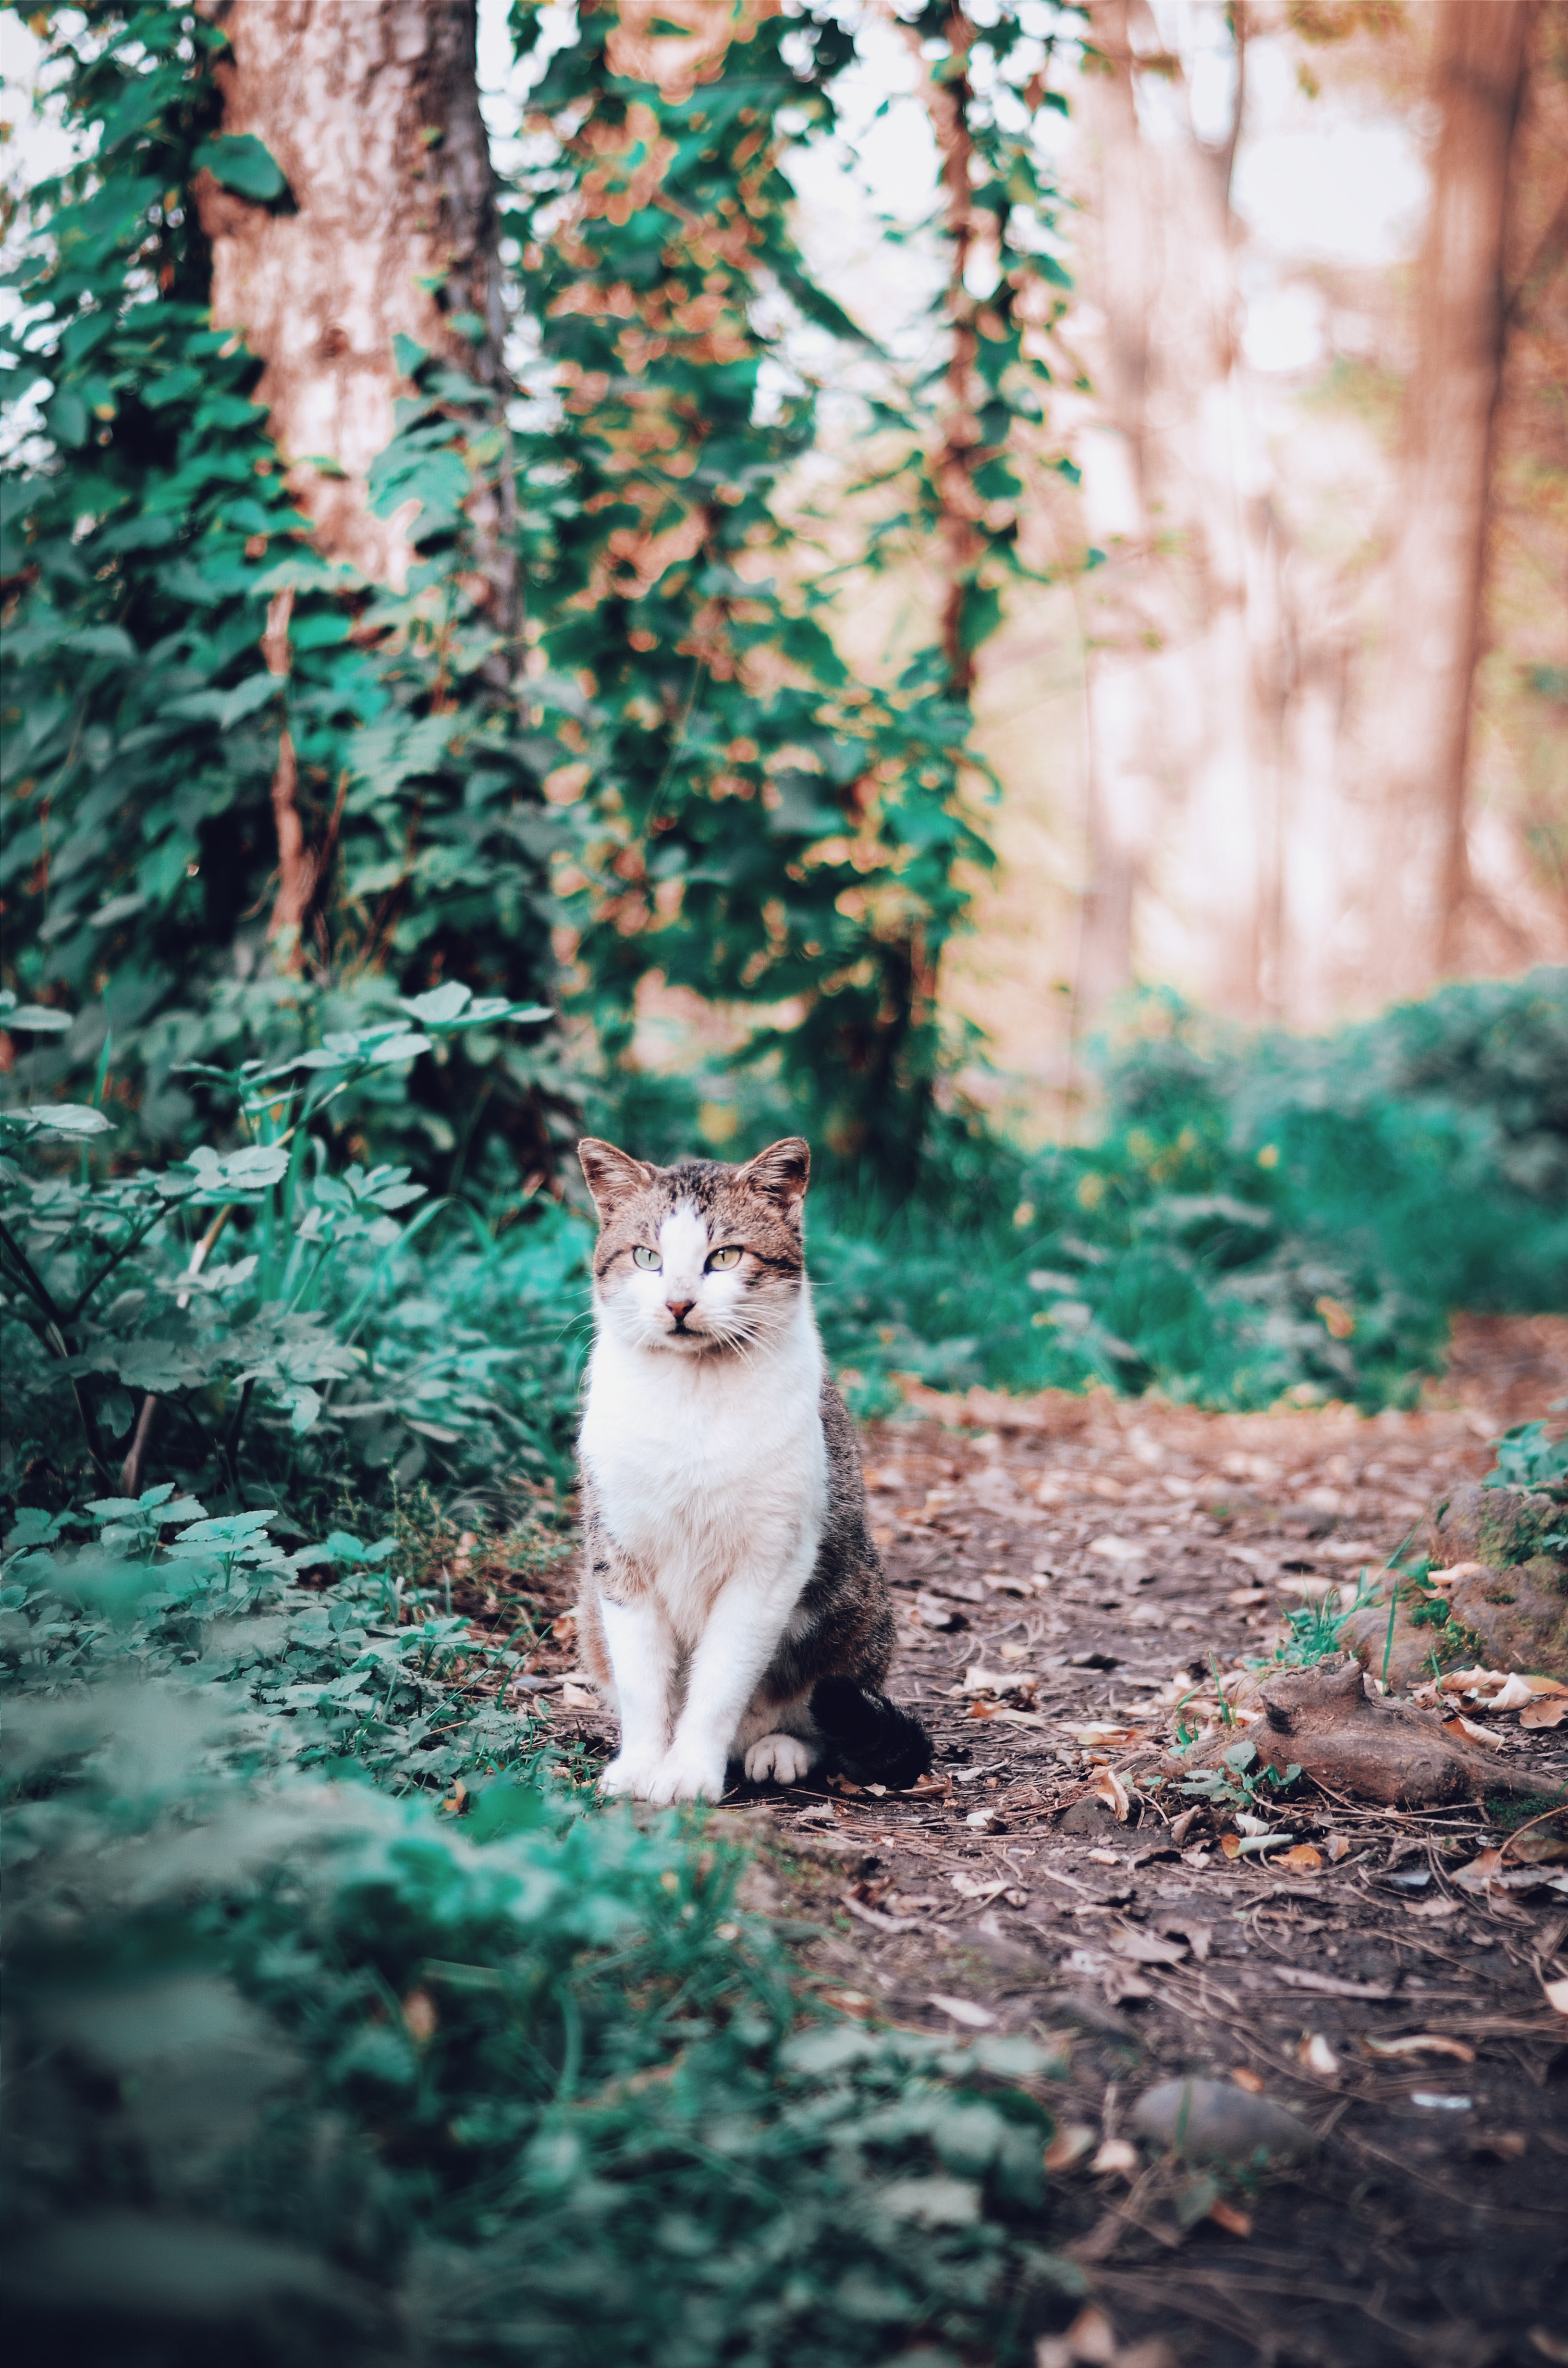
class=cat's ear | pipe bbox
[735,1136,810,1217]
[577,1138,655,1221]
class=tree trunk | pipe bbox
[1071,0,1268,1033]
[1354,0,1532,998]
[194,0,508,595]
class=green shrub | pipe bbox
[1,1503,1078,2367]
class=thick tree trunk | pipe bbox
[195,0,508,596]
[1354,0,1531,997]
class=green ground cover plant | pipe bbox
[2,1485,1079,2367]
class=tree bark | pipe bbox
[1071,0,1269,1033]
[1354,0,1532,997]
[905,5,985,702]
[194,0,509,596]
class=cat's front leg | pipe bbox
[595,1596,676,1798]
[645,1551,814,1805]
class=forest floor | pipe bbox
[518,1314,1568,2368]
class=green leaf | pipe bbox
[193,135,290,205]
[6,1006,74,1034]
[2,1103,113,1136]
[48,387,89,448]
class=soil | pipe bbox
[507,1313,1568,2368]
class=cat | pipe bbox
[574,1132,931,1804]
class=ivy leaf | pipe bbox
[193,135,291,205]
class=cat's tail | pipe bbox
[809,1676,932,1790]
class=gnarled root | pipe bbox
[1250,1656,1561,1808]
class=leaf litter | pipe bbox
[541,1345,1568,2367]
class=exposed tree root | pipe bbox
[1249,1654,1562,1808]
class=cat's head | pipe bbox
[576,1137,810,1356]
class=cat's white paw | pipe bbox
[597,1752,662,1799]
[743,1732,817,1786]
[645,1743,728,1805]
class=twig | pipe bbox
[120,1205,234,1496]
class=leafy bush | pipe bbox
[1484,1419,1568,1497]
[1,1500,1077,2368]
[812,973,1568,1415]
[0,983,582,1516]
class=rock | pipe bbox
[1131,2076,1310,2165]
[1058,1796,1117,1835]
[1340,1484,1568,1688]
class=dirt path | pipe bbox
[534,1317,1568,2368]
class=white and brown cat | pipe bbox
[574,1133,931,1804]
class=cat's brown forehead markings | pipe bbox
[585,1151,807,1283]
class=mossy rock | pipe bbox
[1342,1485,1568,1688]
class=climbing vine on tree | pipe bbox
[3,0,1082,1188]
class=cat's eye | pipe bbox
[632,1245,662,1270]
[707,1246,742,1270]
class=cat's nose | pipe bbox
[666,1298,696,1323]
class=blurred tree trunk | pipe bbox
[1356,0,1533,997]
[195,0,510,603]
[1072,0,1274,1034]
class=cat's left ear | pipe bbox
[577,1137,655,1221]
[735,1136,810,1218]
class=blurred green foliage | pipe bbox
[2,1496,1078,2368]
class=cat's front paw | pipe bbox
[743,1732,817,1785]
[645,1743,728,1806]
[597,1752,662,1799]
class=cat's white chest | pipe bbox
[580,1297,827,1636]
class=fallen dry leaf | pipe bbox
[1038,2302,1119,2367]
[1276,1966,1395,2000]
[1090,2137,1139,2178]
[1208,2196,1253,2238]
[1365,2034,1476,2063]
[1468,2130,1527,2160]
[927,1992,996,2029]
[557,1680,600,1711]
[1116,2343,1180,2368]
[1521,1698,1568,1730]
[1439,1664,1507,1696]
[1281,1842,1324,1873]
[1042,2121,1098,2173]
[1443,1713,1506,1751]
[1231,2067,1266,2094]
[1088,1534,1146,1566]
[1112,1925,1188,1965]
[1092,1765,1131,1822]
[1298,2032,1339,2078]
[1403,1895,1462,1919]
[1523,1674,1568,1696]
[1453,1849,1506,1893]
[948,1870,1007,1902]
